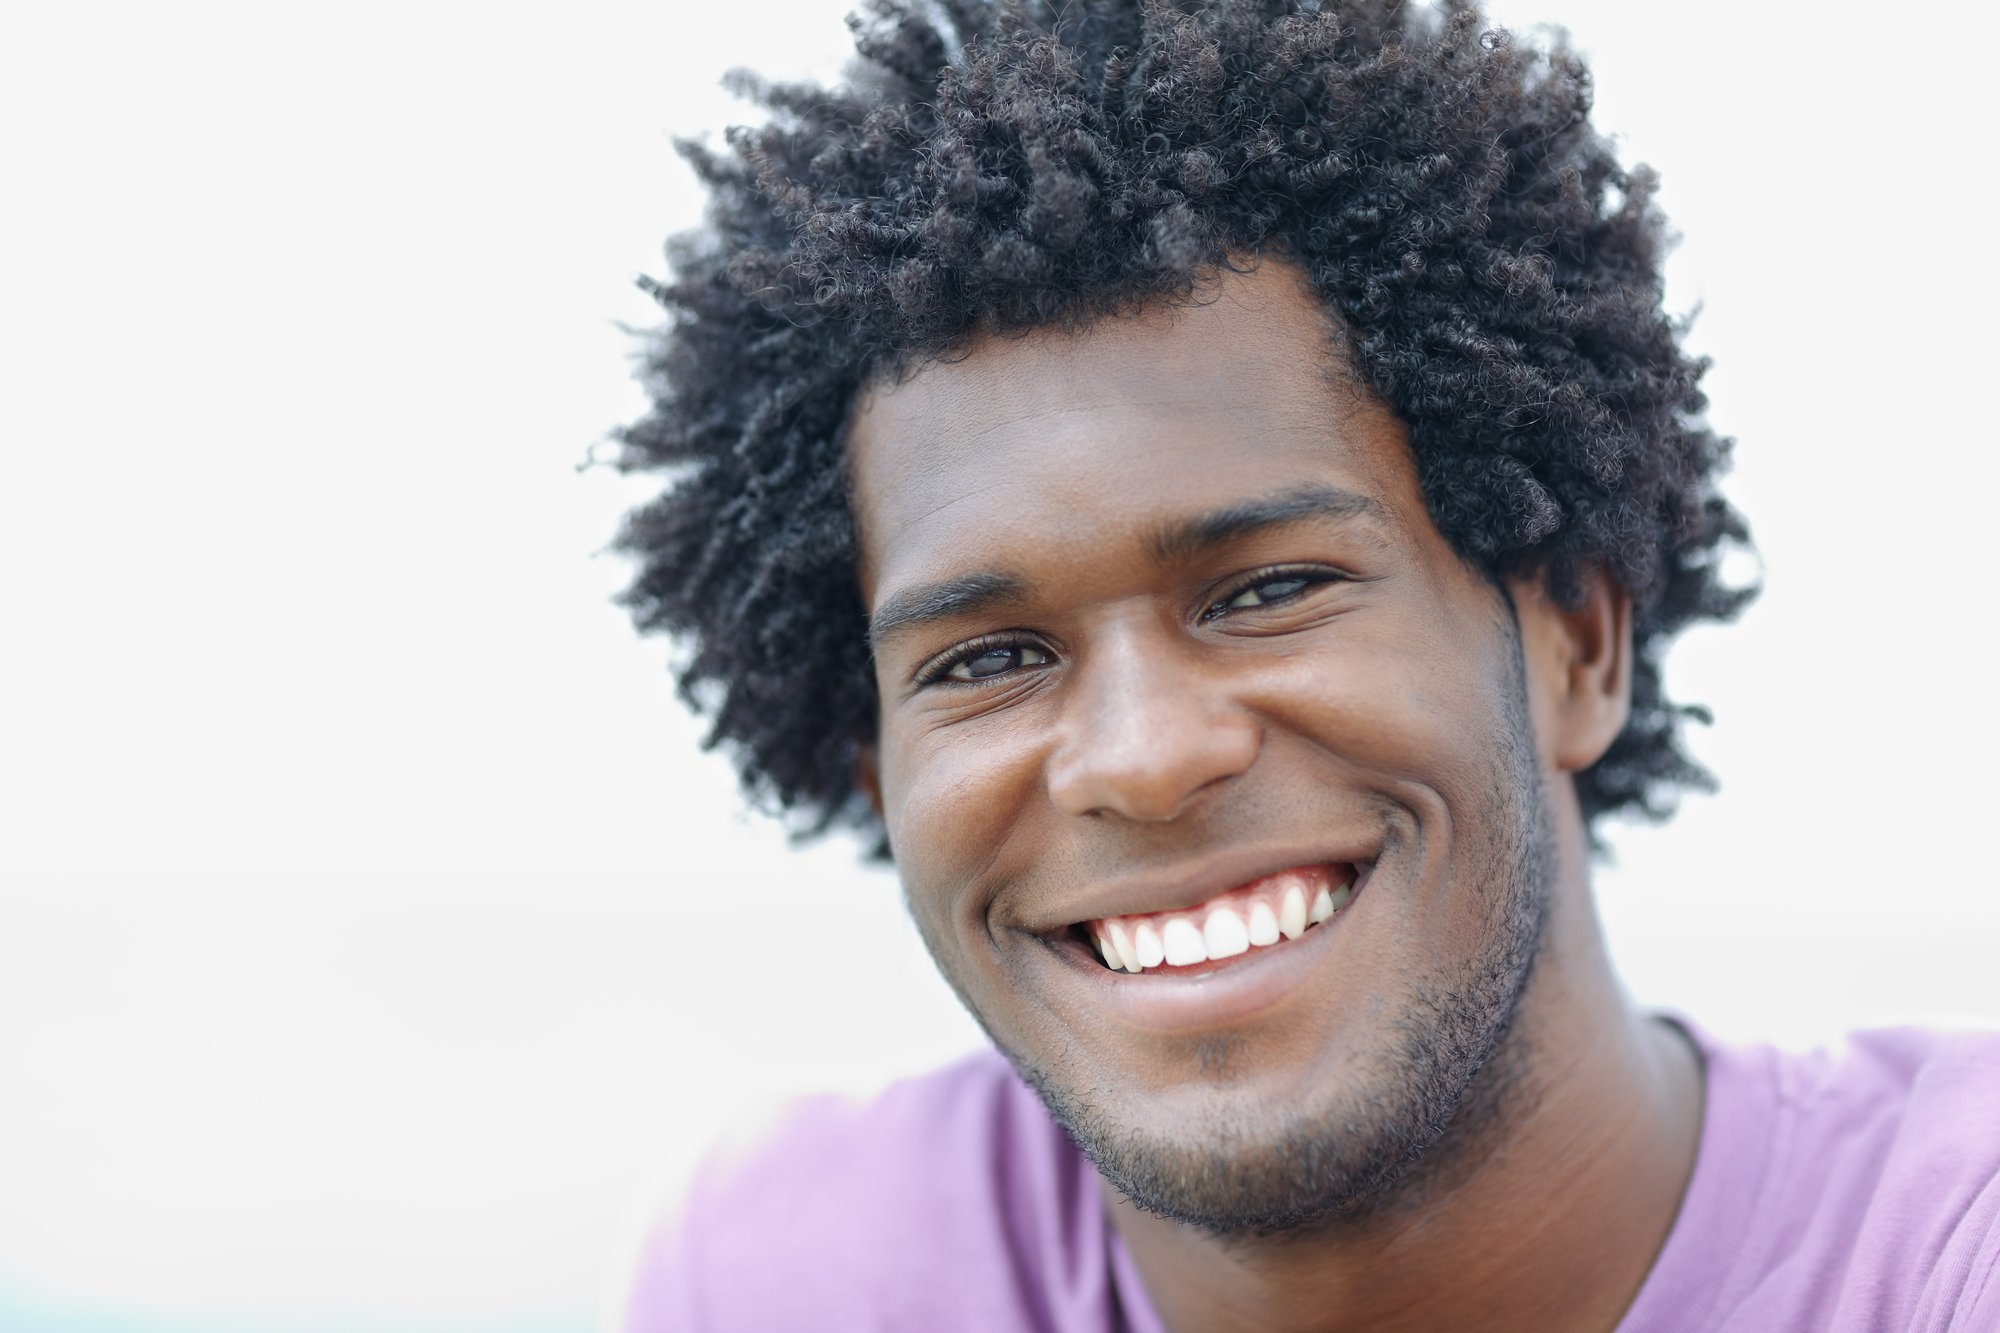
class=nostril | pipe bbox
[1048,746,1253,822]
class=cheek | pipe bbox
[882,714,1039,844]
[879,705,1051,929]
[1253,613,1518,794]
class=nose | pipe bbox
[1045,629,1262,822]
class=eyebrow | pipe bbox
[869,570,1029,653]
[867,483,1386,652]
[1150,483,1386,563]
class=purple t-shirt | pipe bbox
[628,1018,2000,1331]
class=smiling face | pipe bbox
[850,260,1573,1234]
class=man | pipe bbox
[613,2,2000,1328]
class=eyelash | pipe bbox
[1201,563,1340,622]
[913,565,1342,688]
[913,632,1045,688]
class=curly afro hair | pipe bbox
[614,0,1754,848]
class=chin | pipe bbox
[1005,879,1550,1238]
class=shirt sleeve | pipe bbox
[622,1191,707,1333]
[1955,1204,2000,1332]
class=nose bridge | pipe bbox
[1046,614,1261,821]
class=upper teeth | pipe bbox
[1086,865,1355,974]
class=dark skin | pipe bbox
[849,259,1703,1332]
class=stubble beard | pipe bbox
[1005,661,1556,1239]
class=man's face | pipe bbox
[850,260,1559,1234]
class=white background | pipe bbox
[2,2,1995,1330]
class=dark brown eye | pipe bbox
[945,644,1050,682]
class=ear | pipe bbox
[1507,567,1632,773]
[854,743,885,819]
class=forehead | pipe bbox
[846,261,1422,599]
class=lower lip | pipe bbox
[1037,868,1369,1034]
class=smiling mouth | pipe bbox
[1069,863,1361,975]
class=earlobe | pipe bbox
[1509,569,1633,773]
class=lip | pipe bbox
[1028,860,1376,1034]
[1018,839,1382,934]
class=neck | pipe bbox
[1108,844,1705,1333]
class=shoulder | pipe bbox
[1798,1028,2000,1323]
[624,1048,1114,1333]
[1762,1026,2000,1209]
[1783,1024,2000,1110]
[1695,1022,2000,1328]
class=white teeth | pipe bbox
[1203,907,1250,959]
[1279,884,1309,940]
[1091,869,1359,974]
[1161,917,1207,966]
[1246,900,1280,947]
[1107,920,1141,973]
[1133,921,1166,969]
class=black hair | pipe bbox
[613,0,1754,847]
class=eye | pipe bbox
[948,644,1050,681]
[922,638,1053,685]
[1208,566,1336,619]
